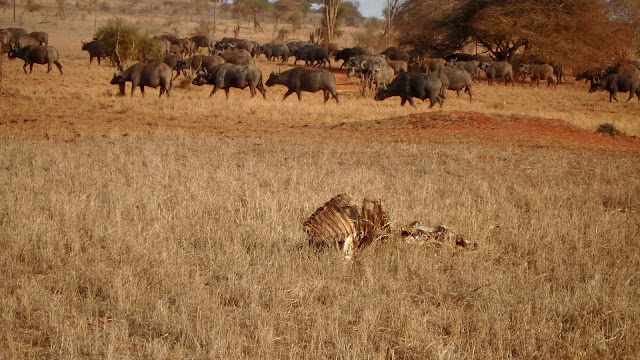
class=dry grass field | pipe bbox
[1,6,640,359]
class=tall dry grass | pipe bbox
[1,6,640,359]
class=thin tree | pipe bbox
[324,0,340,43]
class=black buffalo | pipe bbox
[192,63,266,99]
[334,47,367,68]
[9,45,62,74]
[589,74,640,102]
[374,72,444,108]
[265,67,338,103]
[294,46,331,67]
[110,62,173,97]
[381,47,409,62]
[81,40,110,65]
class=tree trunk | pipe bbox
[324,0,340,43]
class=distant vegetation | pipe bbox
[94,18,162,67]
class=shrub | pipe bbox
[94,18,162,68]
[596,123,623,136]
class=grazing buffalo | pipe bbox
[438,67,472,101]
[374,72,444,108]
[190,35,214,53]
[480,61,514,86]
[27,31,48,45]
[9,45,62,74]
[110,62,173,97]
[519,63,556,87]
[334,47,367,68]
[192,63,266,99]
[265,67,338,103]
[154,38,171,55]
[589,74,640,102]
[411,57,446,74]
[81,40,110,65]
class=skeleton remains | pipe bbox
[303,194,475,259]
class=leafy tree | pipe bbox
[394,0,633,71]
[94,18,162,68]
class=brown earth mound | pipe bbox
[323,111,640,151]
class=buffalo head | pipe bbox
[265,71,281,87]
[588,77,603,93]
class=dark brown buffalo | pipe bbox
[192,63,265,99]
[81,40,110,65]
[374,72,444,108]
[2,27,27,42]
[265,67,338,103]
[110,62,173,97]
[589,74,640,102]
[9,45,62,74]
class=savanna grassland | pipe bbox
[1,4,640,359]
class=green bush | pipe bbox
[596,123,623,136]
[94,18,162,68]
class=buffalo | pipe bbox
[179,55,225,74]
[2,27,27,43]
[480,61,514,86]
[259,43,289,63]
[381,47,410,62]
[589,74,640,102]
[438,67,472,101]
[294,45,331,67]
[163,53,184,77]
[9,45,62,74]
[192,63,266,99]
[447,59,480,80]
[110,62,173,97]
[15,35,41,49]
[374,72,445,108]
[386,59,408,75]
[81,40,110,65]
[411,58,446,74]
[27,31,48,45]
[519,63,556,87]
[334,47,367,68]
[190,35,214,53]
[214,37,257,56]
[265,67,338,103]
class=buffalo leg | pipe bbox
[210,86,219,97]
[54,61,62,74]
[407,96,416,108]
[401,98,407,106]
[332,91,339,103]
[282,90,294,101]
[323,90,329,103]
[30,63,34,73]
[296,90,302,101]
[23,62,28,73]
[249,85,256,98]
[139,86,145,97]
[130,83,136,97]
[225,88,230,100]
[610,91,618,102]
[626,90,634,102]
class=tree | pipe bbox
[324,0,340,43]
[94,18,162,68]
[394,0,633,71]
[233,0,270,31]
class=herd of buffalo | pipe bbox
[2,26,640,106]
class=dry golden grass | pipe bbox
[1,7,640,360]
